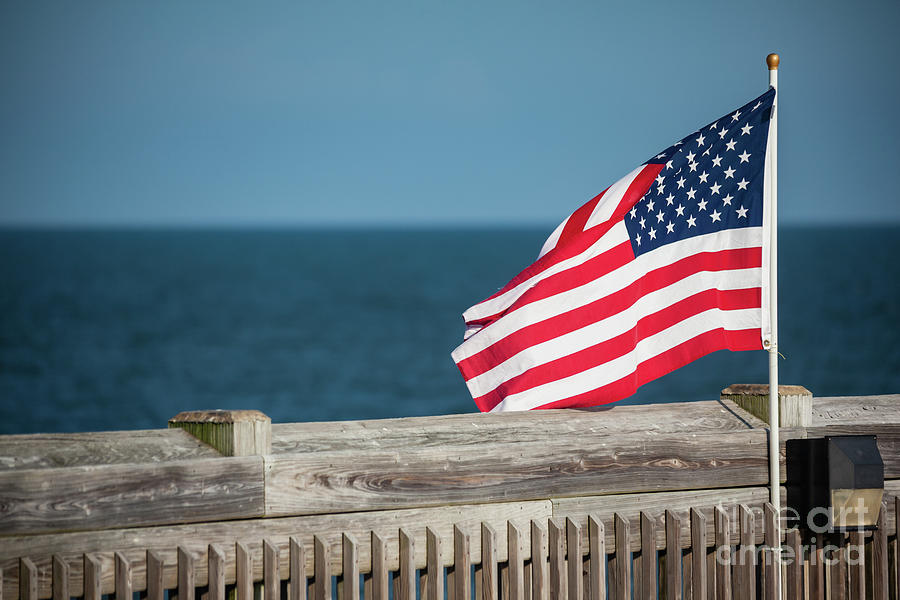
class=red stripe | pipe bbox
[475,327,762,412]
[471,164,662,314]
[471,287,760,410]
[457,246,761,380]
[555,190,607,249]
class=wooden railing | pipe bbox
[2,388,900,599]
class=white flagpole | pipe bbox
[766,51,782,596]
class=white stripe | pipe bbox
[584,165,646,229]
[491,306,761,412]
[464,267,761,398]
[453,226,762,362]
[462,222,630,325]
[537,216,569,259]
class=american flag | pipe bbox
[452,88,776,412]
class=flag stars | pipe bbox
[648,227,657,240]
[731,110,741,122]
[689,161,699,172]
[736,205,749,218]
[718,128,728,139]
[702,146,711,156]
[676,176,686,189]
[629,206,637,219]
[687,187,697,200]
[710,182,721,195]
[687,215,697,228]
[726,139,737,151]
[709,121,718,131]
[635,234,642,246]
[752,101,762,111]
[666,221,675,234]
[737,178,749,191]
[666,193,675,205]
[712,155,723,167]
[656,174,665,185]
[656,209,665,223]
[665,160,673,170]
[675,204,685,217]
[647,199,656,212]
[699,171,709,184]
[696,134,706,146]
[686,151,696,163]
[724,166,736,179]
[722,193,733,206]
[739,150,751,163]
[741,123,753,135]
[710,209,722,223]
[698,199,708,211]
[657,184,665,195]
[639,217,646,229]
[655,153,667,159]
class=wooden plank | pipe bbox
[342,534,359,600]
[209,546,226,600]
[587,516,604,600]
[115,552,132,600]
[734,504,754,600]
[807,535,824,600]
[19,558,37,600]
[481,524,497,600]
[690,508,707,600]
[179,546,196,600]
[265,540,280,600]
[238,542,254,600]
[508,522,525,600]
[810,394,900,426]
[0,500,551,599]
[614,515,630,600]
[83,554,101,600]
[806,425,900,478]
[399,529,415,600]
[552,486,778,551]
[761,547,776,600]
[639,512,657,600]
[291,537,306,600]
[371,533,388,600]
[834,534,848,600]
[51,556,67,600]
[454,526,471,600]
[548,519,566,600]
[147,551,164,600]
[714,507,731,600]
[531,521,548,600]
[665,511,682,600]
[784,529,801,600]
[0,456,264,535]
[848,531,865,600]
[0,429,221,471]
[565,519,581,600]
[265,429,772,517]
[313,537,330,600]
[426,528,443,600]
[270,402,761,454]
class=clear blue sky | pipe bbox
[2,1,898,227]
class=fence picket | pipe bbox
[313,537,331,600]
[427,527,444,600]
[84,554,102,600]
[481,524,498,600]
[532,521,549,600]
[874,500,889,600]
[784,529,801,600]
[115,552,132,600]
[691,508,708,600]
[52,555,68,600]
[549,519,567,600]
[565,519,582,600]
[587,516,605,600]
[665,510,682,600]
[209,545,226,600]
[614,515,630,600]
[291,537,307,600]
[714,506,731,600]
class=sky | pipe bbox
[1,1,899,227]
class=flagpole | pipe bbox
[766,51,782,596]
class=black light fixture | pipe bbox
[786,435,884,532]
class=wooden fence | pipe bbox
[3,390,900,599]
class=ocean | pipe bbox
[1,226,898,435]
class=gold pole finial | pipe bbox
[766,53,780,70]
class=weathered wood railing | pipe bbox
[2,388,900,599]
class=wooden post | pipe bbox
[169,410,272,456]
[720,384,812,427]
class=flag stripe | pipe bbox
[472,286,760,410]
[468,163,662,323]
[453,226,762,363]
[489,307,761,412]
[461,264,762,396]
[498,327,762,412]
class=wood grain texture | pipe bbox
[665,511,682,600]
[690,509,707,600]
[426,528,442,600]
[811,394,900,426]
[548,519,565,600]
[265,430,771,517]
[639,513,657,600]
[264,541,279,600]
[784,529,801,600]
[531,521,548,600]
[290,538,306,600]
[209,546,225,600]
[714,507,731,600]
[564,519,581,600]
[507,522,524,600]
[371,533,388,600]
[399,529,415,600]
[237,542,253,600]
[480,524,497,600]
[0,429,220,472]
[341,534,359,600]
[83,554,101,600]
[0,457,264,535]
[586,516,604,600]
[51,556,66,600]
[270,401,759,454]
[115,552,131,600]
[146,551,164,600]
[0,500,550,599]
[613,515,630,600]
[178,546,195,600]
[552,486,781,552]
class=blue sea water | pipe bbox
[1,226,898,435]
